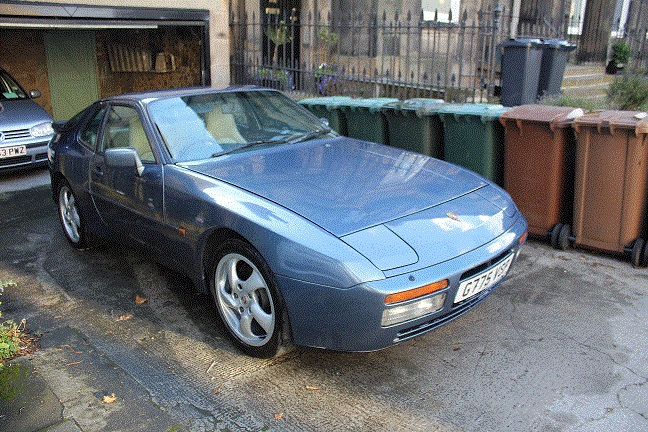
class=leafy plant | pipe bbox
[314,63,342,95]
[0,320,24,361]
[265,21,293,65]
[0,281,25,366]
[255,68,294,91]
[611,41,632,65]
[607,73,648,110]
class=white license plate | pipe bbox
[0,145,27,159]
[454,254,514,303]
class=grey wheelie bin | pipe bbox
[500,38,544,106]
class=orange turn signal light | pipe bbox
[519,229,528,244]
[385,279,449,305]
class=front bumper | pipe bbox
[0,139,51,172]
[278,213,528,352]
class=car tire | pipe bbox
[557,224,571,251]
[210,238,285,358]
[57,180,93,249]
[631,238,644,268]
[550,223,564,249]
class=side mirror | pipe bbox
[104,147,145,176]
[52,121,67,133]
[29,90,42,99]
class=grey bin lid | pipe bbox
[501,38,543,49]
[542,39,577,51]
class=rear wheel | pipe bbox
[57,180,93,249]
[211,238,284,357]
[557,224,571,251]
[631,239,645,268]
[550,223,564,249]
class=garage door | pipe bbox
[43,31,99,121]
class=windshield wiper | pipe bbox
[210,128,332,158]
[210,135,291,158]
[285,128,332,144]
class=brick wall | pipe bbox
[0,30,53,115]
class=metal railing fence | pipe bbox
[229,6,618,102]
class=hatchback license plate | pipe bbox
[0,145,27,159]
[454,254,514,303]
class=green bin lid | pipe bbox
[438,103,510,122]
[339,97,400,113]
[299,96,353,110]
[392,98,446,117]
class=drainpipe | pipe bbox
[510,0,521,38]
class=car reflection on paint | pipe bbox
[48,86,527,357]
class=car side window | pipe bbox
[101,105,155,164]
[80,106,108,150]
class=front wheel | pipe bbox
[211,239,285,357]
[57,180,93,249]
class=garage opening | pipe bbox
[0,5,209,121]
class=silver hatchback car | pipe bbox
[0,67,54,172]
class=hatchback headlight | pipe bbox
[31,122,54,138]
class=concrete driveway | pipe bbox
[1,169,647,431]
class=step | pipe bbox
[563,63,607,77]
[561,82,610,100]
[562,73,615,88]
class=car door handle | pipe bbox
[92,165,104,176]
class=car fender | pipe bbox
[163,165,386,290]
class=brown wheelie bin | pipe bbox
[570,110,648,267]
[500,105,584,241]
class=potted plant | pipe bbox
[606,41,632,75]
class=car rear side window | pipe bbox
[101,105,156,164]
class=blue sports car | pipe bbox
[48,87,527,357]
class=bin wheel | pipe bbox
[551,223,564,249]
[631,238,645,268]
[557,224,571,251]
[642,241,648,268]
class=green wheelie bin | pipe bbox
[438,103,510,184]
[298,96,352,135]
[382,98,445,157]
[338,98,399,144]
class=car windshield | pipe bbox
[148,90,332,162]
[0,70,28,101]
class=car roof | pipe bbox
[103,85,273,104]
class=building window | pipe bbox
[422,0,460,23]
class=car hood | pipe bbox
[0,98,53,129]
[180,137,500,238]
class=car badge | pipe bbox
[446,211,460,222]
[0,132,4,142]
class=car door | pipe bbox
[89,103,165,247]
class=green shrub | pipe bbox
[607,73,648,111]
[611,41,632,65]
[0,281,24,366]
